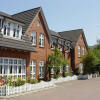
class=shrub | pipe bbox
[28,78,38,84]
[54,74,60,79]
[6,78,26,87]
[65,72,73,77]
[14,78,26,86]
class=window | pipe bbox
[0,19,2,28]
[13,24,20,38]
[66,64,69,73]
[51,41,55,50]
[39,61,44,78]
[0,58,26,79]
[7,23,10,36]
[30,60,36,78]
[78,46,81,57]
[36,21,40,26]
[82,47,85,56]
[39,34,44,47]
[51,67,54,74]
[60,67,63,73]
[31,31,36,45]
[3,22,10,36]
[4,25,7,35]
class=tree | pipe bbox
[82,49,98,74]
[48,48,67,79]
[95,39,100,49]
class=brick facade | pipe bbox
[0,7,88,80]
[71,33,88,74]
[26,12,51,80]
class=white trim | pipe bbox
[0,57,26,80]
[39,34,45,47]
[78,46,81,57]
[30,60,36,78]
[39,61,45,78]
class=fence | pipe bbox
[0,81,55,96]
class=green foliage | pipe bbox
[64,72,73,77]
[82,49,97,74]
[48,48,67,68]
[28,78,38,84]
[5,77,26,87]
[48,48,68,79]
[95,39,100,49]
[54,74,60,79]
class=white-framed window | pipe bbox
[51,67,54,74]
[82,47,85,56]
[36,20,40,27]
[3,21,21,39]
[39,61,45,78]
[78,46,81,57]
[13,24,20,38]
[39,34,44,47]
[30,60,36,78]
[3,21,10,36]
[7,23,10,36]
[0,58,26,80]
[0,19,2,28]
[31,31,36,45]
[60,67,63,73]
[66,64,69,73]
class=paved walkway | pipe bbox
[8,78,100,100]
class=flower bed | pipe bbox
[0,75,78,97]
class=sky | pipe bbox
[0,0,100,46]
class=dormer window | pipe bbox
[0,19,2,28]
[4,25,7,35]
[7,23,10,36]
[13,25,20,38]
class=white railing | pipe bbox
[0,81,55,96]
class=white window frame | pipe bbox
[51,67,54,74]
[60,67,63,73]
[31,31,36,46]
[0,57,26,80]
[39,61,45,78]
[30,60,36,78]
[82,47,85,56]
[0,19,2,28]
[78,46,81,57]
[39,34,44,47]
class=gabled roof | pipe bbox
[50,30,61,37]
[50,30,72,42]
[12,7,40,33]
[0,11,24,24]
[59,29,88,48]
[12,7,51,41]
[0,33,36,52]
[0,11,12,18]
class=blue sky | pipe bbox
[0,0,100,46]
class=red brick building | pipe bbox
[59,29,88,74]
[0,7,88,80]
